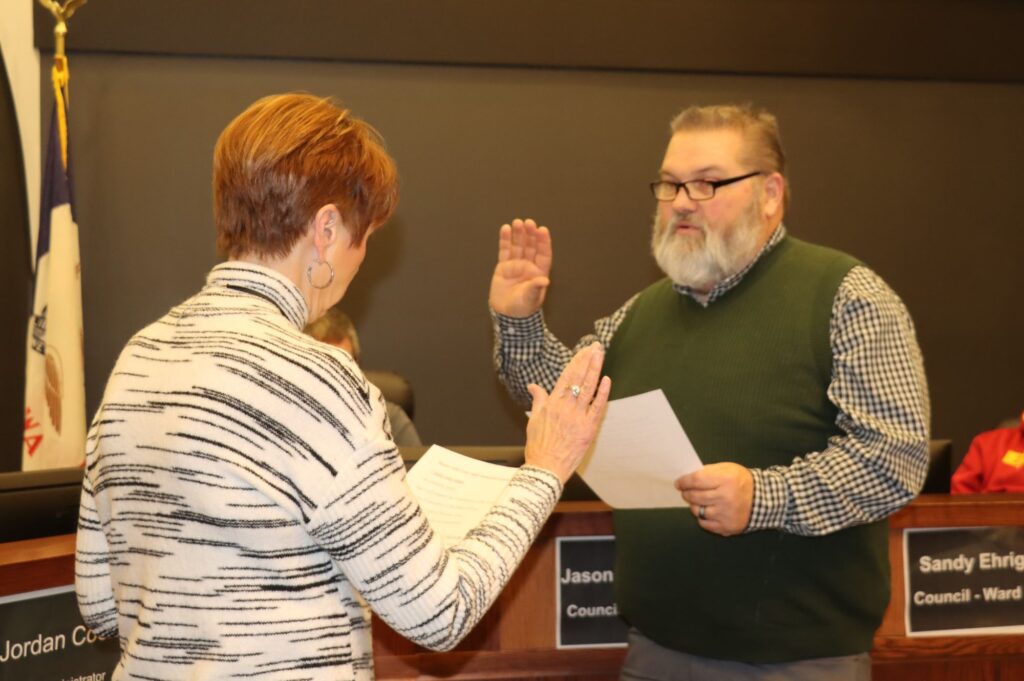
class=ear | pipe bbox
[311,204,350,259]
[760,172,785,217]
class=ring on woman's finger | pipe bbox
[569,385,582,398]
[698,505,707,520]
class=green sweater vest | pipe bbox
[605,237,889,662]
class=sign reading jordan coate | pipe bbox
[905,526,1024,636]
[556,536,628,648]
[0,586,118,680]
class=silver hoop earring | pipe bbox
[306,260,335,289]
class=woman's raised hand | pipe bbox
[524,343,611,484]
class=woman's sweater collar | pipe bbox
[207,261,309,330]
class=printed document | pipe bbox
[406,445,517,547]
[577,389,702,508]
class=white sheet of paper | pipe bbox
[406,445,517,547]
[577,389,702,509]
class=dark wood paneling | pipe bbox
[33,0,1024,83]
[0,47,31,472]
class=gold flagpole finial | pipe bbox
[38,0,88,60]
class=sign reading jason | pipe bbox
[556,536,628,648]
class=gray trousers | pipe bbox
[619,629,871,681]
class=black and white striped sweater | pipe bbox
[75,262,561,681]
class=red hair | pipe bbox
[213,93,398,259]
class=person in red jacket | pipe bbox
[951,411,1024,493]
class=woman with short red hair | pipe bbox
[75,93,610,680]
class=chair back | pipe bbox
[364,369,415,420]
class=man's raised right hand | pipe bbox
[489,218,553,318]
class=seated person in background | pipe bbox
[951,411,1024,493]
[305,306,422,446]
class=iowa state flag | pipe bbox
[23,57,86,470]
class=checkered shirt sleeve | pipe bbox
[491,295,638,405]
[748,265,931,535]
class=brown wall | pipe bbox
[0,49,31,472]
[10,0,1022,471]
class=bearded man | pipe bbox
[489,104,930,681]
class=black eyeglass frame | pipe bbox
[649,171,763,202]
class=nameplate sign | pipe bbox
[556,536,628,648]
[0,585,119,680]
[904,526,1024,636]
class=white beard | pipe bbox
[650,199,764,291]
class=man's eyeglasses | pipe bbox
[649,171,763,202]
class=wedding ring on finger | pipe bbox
[569,385,582,398]
[698,505,707,520]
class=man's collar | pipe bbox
[672,224,787,306]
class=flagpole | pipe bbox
[38,1,86,165]
[38,0,88,61]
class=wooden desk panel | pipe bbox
[371,503,621,679]
[2,497,1022,680]
[873,493,1024,676]
[0,533,75,597]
